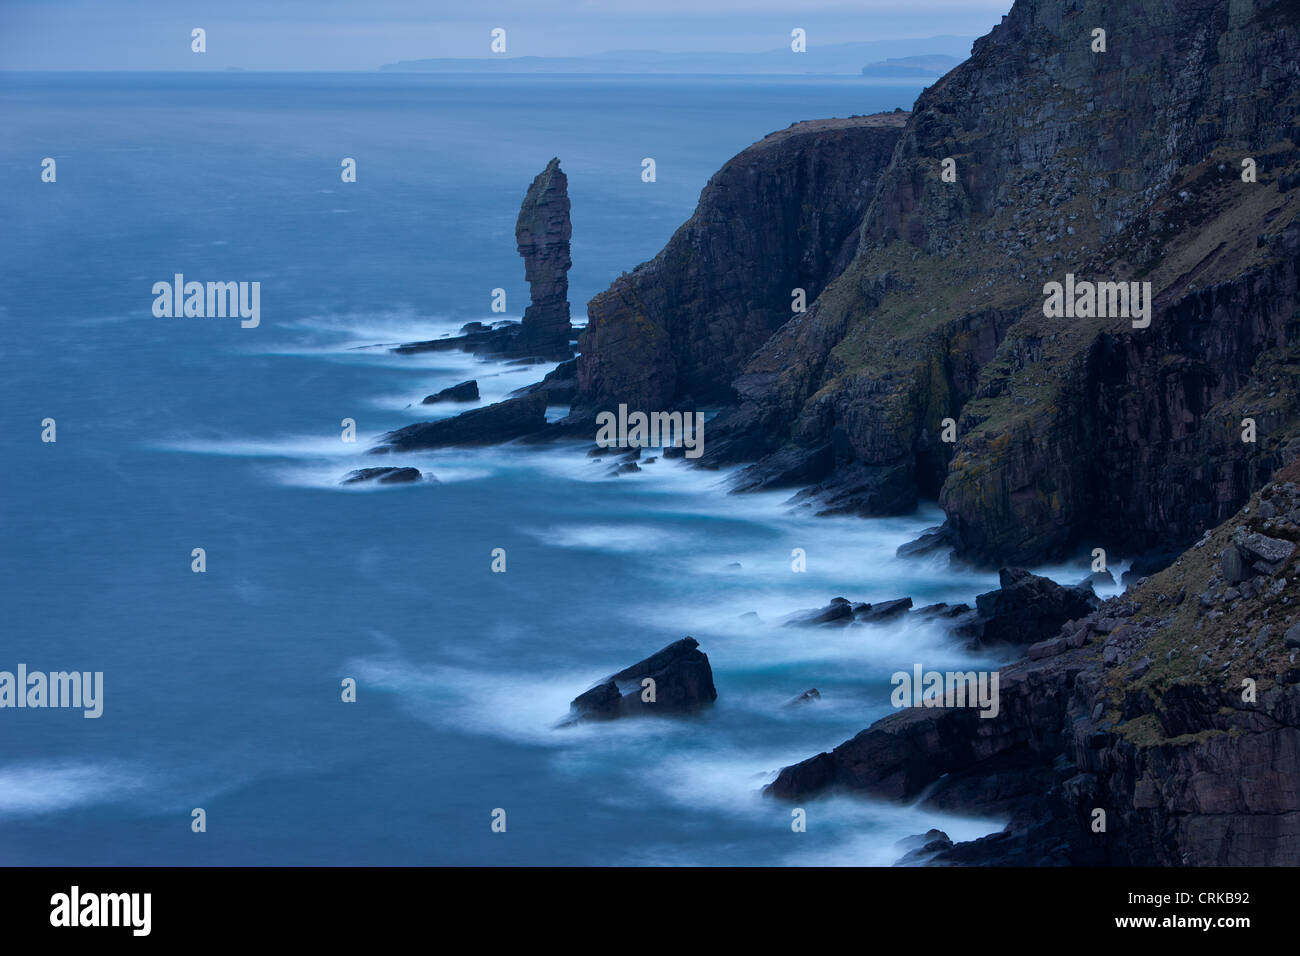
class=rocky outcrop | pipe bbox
[768,460,1300,866]
[515,158,573,358]
[511,358,577,405]
[973,568,1098,645]
[376,393,548,451]
[423,380,478,404]
[560,637,717,724]
[574,114,907,413]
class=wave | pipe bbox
[0,759,146,818]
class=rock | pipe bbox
[1221,546,1247,584]
[514,158,573,357]
[914,602,970,619]
[1239,533,1295,570]
[895,829,955,865]
[1079,570,1116,588]
[1254,625,1273,650]
[341,467,422,485]
[784,688,821,708]
[422,379,479,404]
[560,637,717,724]
[896,525,955,558]
[974,569,1099,645]
[1285,624,1300,649]
[1027,637,1067,660]
[856,597,913,623]
[513,358,578,404]
[1121,551,1183,586]
[786,598,855,627]
[378,393,548,450]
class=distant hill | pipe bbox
[381,38,974,75]
[859,54,962,77]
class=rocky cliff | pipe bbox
[574,0,1300,567]
[768,459,1300,865]
[574,114,907,413]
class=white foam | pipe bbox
[0,760,145,817]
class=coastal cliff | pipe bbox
[573,0,1300,567]
[575,114,907,413]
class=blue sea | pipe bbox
[0,73,1109,865]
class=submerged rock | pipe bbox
[341,467,422,485]
[784,688,822,708]
[560,637,717,725]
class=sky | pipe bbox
[0,0,1013,71]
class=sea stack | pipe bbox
[515,157,573,358]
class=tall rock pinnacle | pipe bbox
[515,157,573,356]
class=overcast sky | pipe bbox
[0,0,1012,70]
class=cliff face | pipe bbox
[574,0,1300,565]
[769,459,1300,866]
[516,157,573,357]
[574,114,906,412]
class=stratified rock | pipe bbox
[512,358,577,404]
[560,637,717,724]
[784,597,855,627]
[856,597,913,623]
[422,380,479,404]
[896,525,956,558]
[378,393,547,451]
[341,467,423,485]
[515,158,573,358]
[974,569,1098,645]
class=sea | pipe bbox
[0,72,1117,865]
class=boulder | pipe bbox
[1221,546,1247,584]
[1239,533,1295,571]
[560,637,717,724]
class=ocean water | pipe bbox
[0,73,1112,865]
